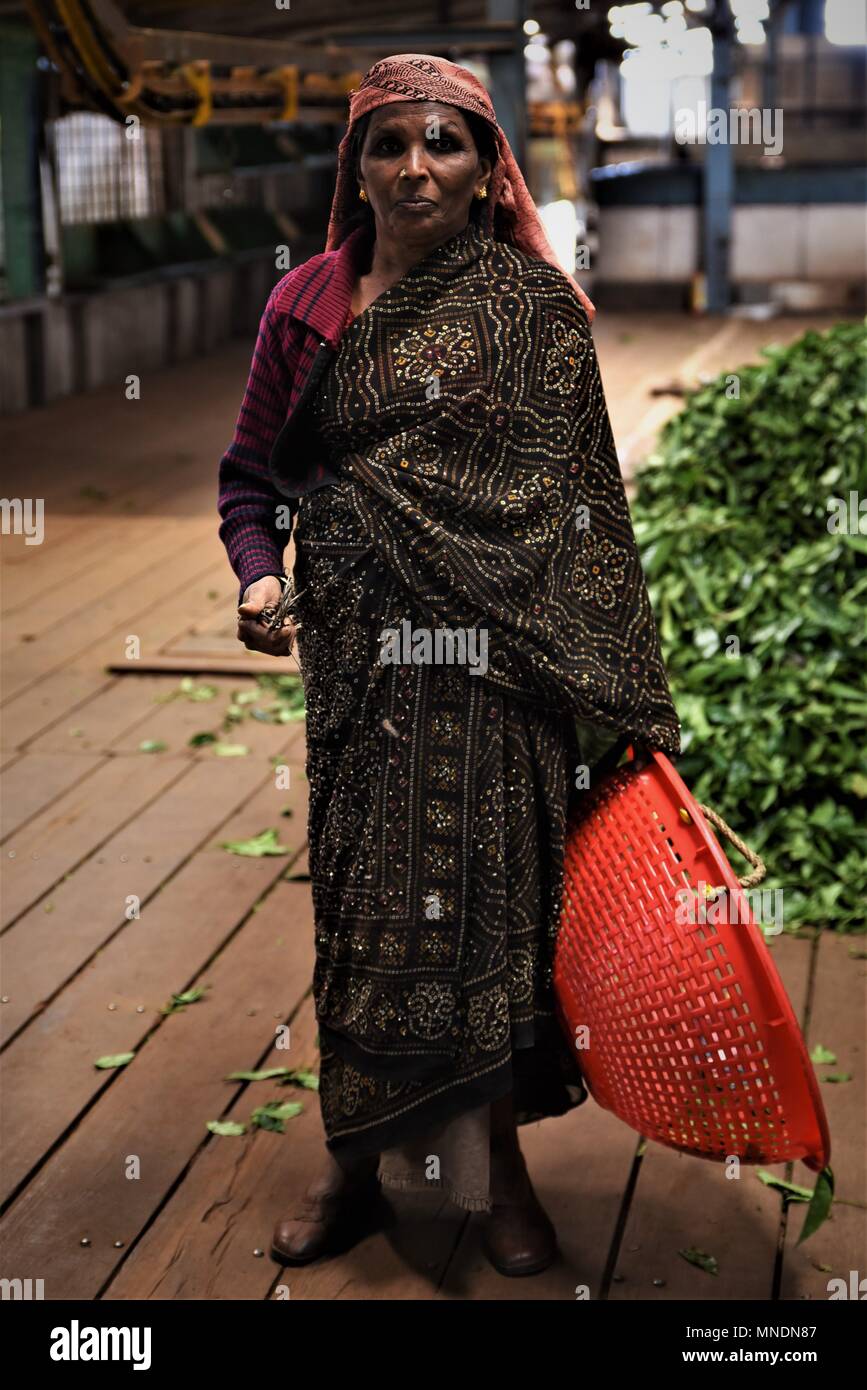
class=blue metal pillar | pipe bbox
[486,0,526,168]
[703,0,735,313]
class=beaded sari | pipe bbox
[277,220,680,1176]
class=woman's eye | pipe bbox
[374,136,458,152]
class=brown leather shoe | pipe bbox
[271,1153,383,1266]
[482,1145,558,1277]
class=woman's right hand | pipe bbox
[236,575,298,658]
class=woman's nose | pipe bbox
[401,145,429,179]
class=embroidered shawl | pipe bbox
[271,219,681,763]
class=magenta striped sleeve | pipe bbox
[217,287,297,601]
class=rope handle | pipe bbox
[696,802,767,889]
[622,747,767,890]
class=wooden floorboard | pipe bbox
[780,932,867,1300]
[600,934,813,1302]
[0,745,309,1189]
[1,520,201,645]
[103,983,468,1302]
[0,568,238,750]
[0,874,313,1299]
[0,737,304,1045]
[1,530,220,704]
[0,751,105,841]
[0,753,188,931]
[24,675,221,757]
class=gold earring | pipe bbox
[475,185,488,199]
[358,186,368,202]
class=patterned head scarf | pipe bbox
[324,52,596,322]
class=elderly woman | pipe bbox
[218,54,680,1277]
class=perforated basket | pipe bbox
[554,748,830,1172]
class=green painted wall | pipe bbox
[0,22,43,301]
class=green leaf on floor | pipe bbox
[678,1247,718,1275]
[278,1070,319,1091]
[213,743,249,757]
[183,680,218,702]
[251,1101,304,1133]
[220,828,290,857]
[810,1044,837,1064]
[94,1053,135,1070]
[189,686,218,702]
[161,986,209,1015]
[156,678,218,705]
[207,1120,247,1137]
[822,1072,852,1083]
[189,731,217,747]
[176,677,213,699]
[226,1067,295,1082]
[225,1067,318,1089]
[254,673,307,724]
[138,739,167,753]
[796,1167,835,1245]
[757,1171,813,1202]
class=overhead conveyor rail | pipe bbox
[25,0,387,125]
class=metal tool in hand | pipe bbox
[252,548,378,635]
[244,550,377,670]
[256,575,307,634]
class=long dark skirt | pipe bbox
[291,477,588,1165]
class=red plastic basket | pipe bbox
[554,748,830,1172]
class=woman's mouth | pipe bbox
[396,198,436,212]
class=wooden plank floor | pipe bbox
[1,313,862,1301]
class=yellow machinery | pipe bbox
[26,0,383,125]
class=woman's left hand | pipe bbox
[236,576,298,658]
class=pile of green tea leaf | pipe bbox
[631,319,866,933]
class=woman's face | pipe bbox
[358,101,492,249]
